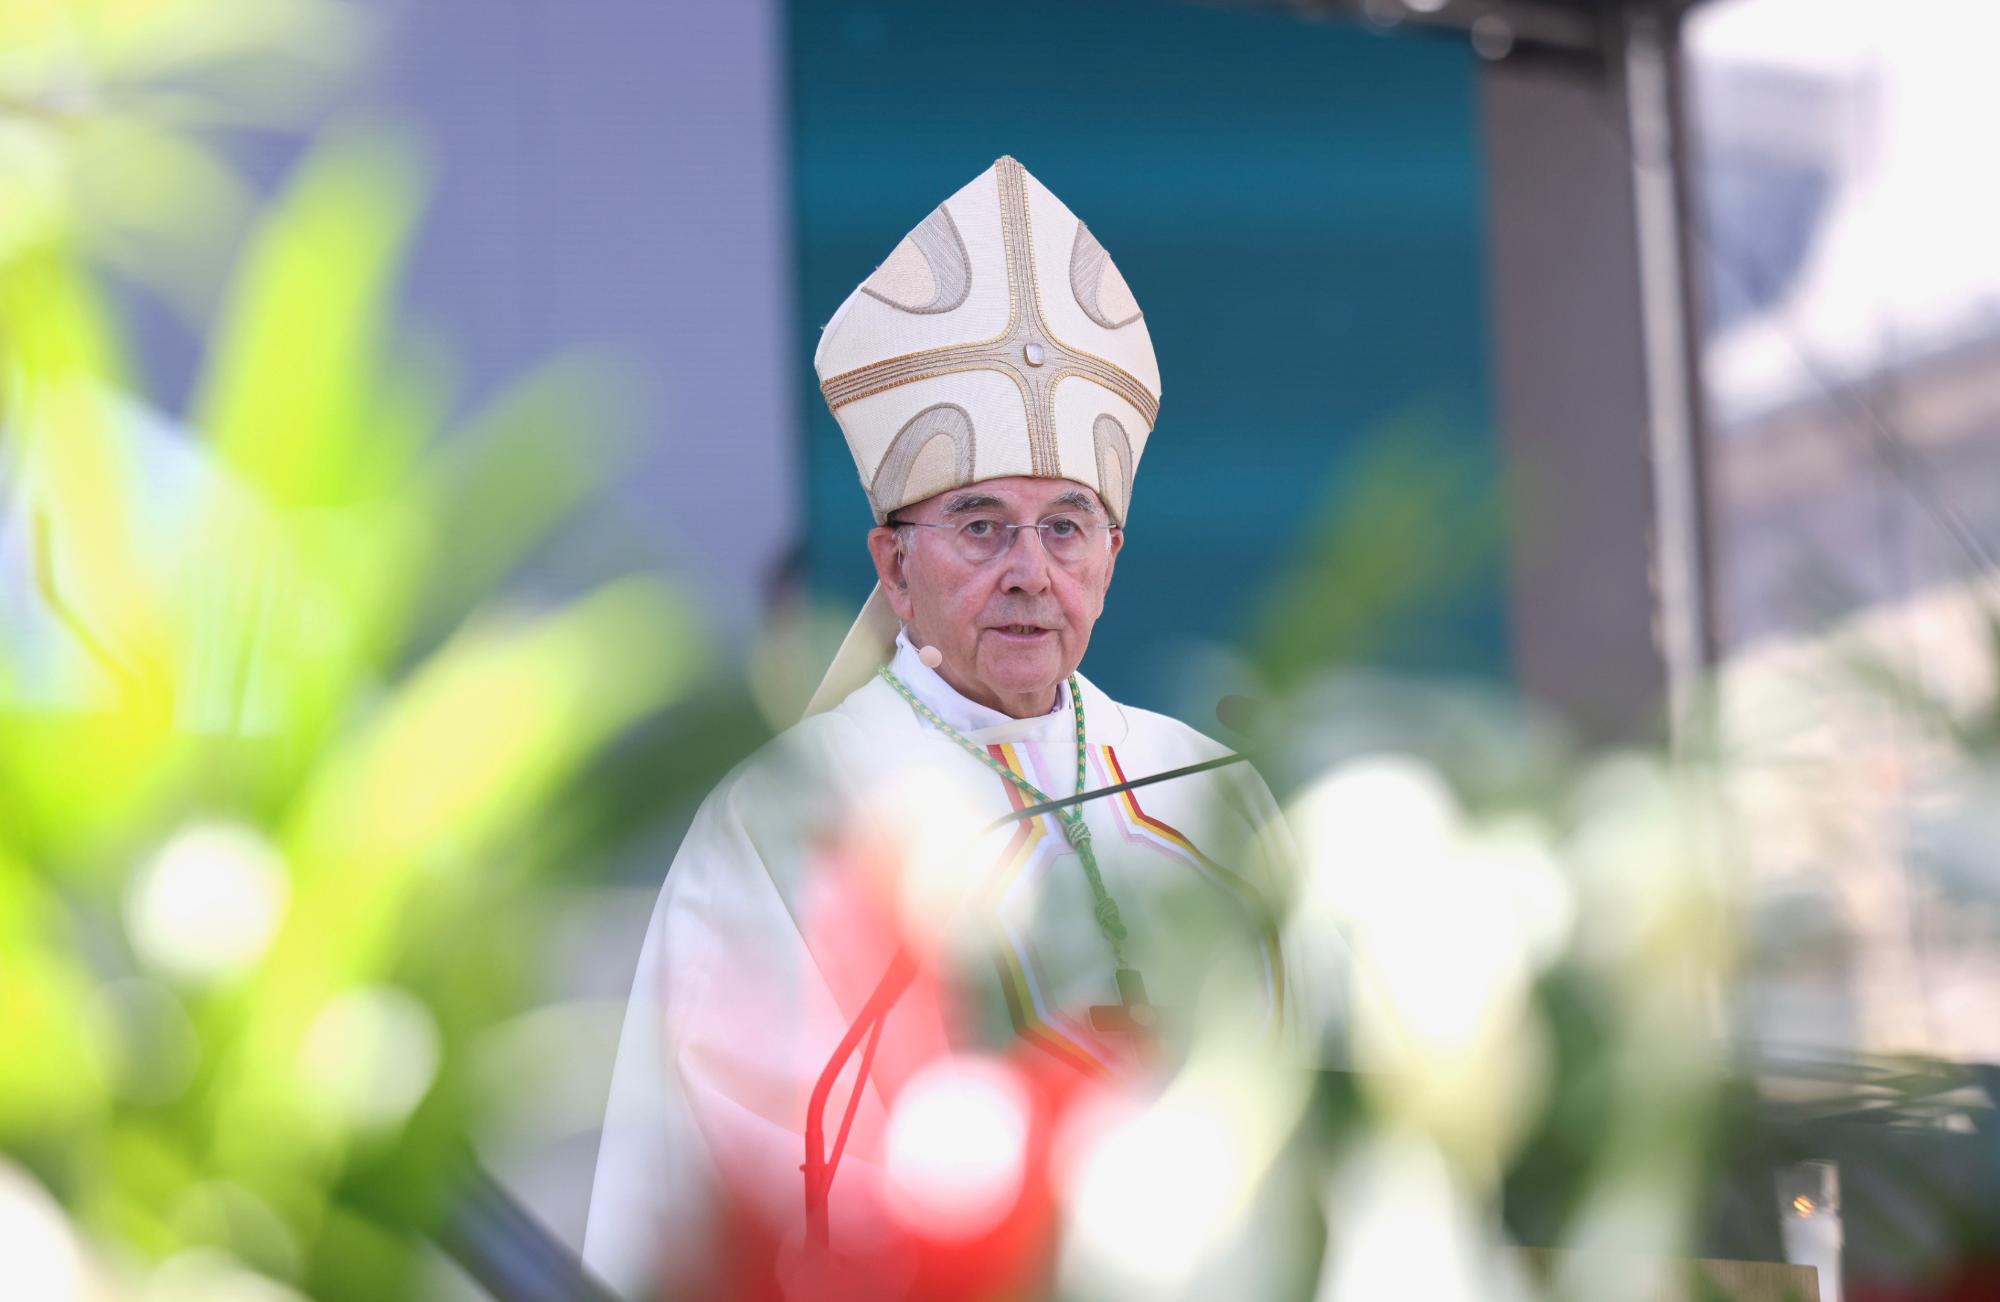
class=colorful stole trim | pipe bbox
[1099,745,1288,1028]
[973,740,1290,1072]
[981,743,1116,1076]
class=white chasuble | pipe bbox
[582,641,1307,1298]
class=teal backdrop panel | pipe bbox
[788,0,1508,714]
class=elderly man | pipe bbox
[585,157,1301,1297]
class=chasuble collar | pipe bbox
[889,628,1069,735]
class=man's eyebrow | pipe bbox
[1048,489,1101,516]
[941,493,1003,515]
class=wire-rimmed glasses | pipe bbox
[886,511,1117,567]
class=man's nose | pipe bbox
[998,524,1053,592]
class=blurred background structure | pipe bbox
[10,0,2000,1297]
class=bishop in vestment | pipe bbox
[585,157,1308,1298]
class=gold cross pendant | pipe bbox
[1087,968,1165,1036]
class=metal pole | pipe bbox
[1622,6,1711,747]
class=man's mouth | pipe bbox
[991,624,1054,637]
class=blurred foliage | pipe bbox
[1250,408,1505,693]
[0,4,719,1298]
[0,0,362,317]
[6,6,2000,1302]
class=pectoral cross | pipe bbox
[1087,968,1167,1036]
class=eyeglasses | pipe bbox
[886,511,1118,567]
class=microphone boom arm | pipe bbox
[987,749,1258,832]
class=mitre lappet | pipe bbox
[804,155,1164,714]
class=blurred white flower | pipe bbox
[1062,1088,1242,1294]
[883,1056,1030,1240]
[1287,756,1563,1173]
[1317,1136,1530,1302]
[877,762,1006,966]
[125,821,289,983]
[1289,755,1460,931]
[0,1159,88,1302]
[296,985,440,1133]
[1060,1047,1307,1298]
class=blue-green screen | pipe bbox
[788,0,1508,713]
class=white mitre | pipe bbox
[803,156,1162,716]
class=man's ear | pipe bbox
[867,526,918,621]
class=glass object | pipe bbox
[887,513,1116,567]
[1775,1160,1843,1302]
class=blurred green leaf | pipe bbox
[196,125,422,508]
[1252,409,1504,691]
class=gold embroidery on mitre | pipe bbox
[861,205,971,315]
[870,402,977,517]
[1070,223,1143,330]
[821,157,1159,488]
[1092,413,1135,522]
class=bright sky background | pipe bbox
[1690,0,2000,420]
